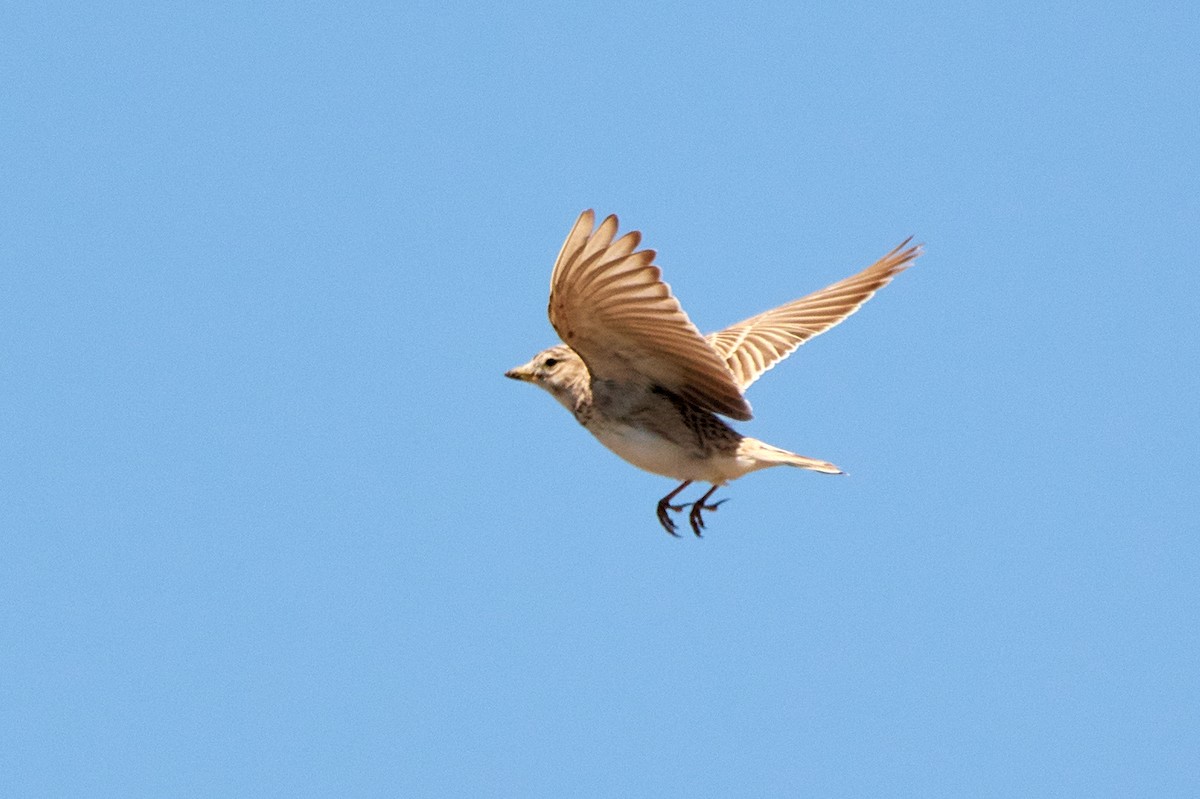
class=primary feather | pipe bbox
[707,238,922,390]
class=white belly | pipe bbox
[590,423,736,484]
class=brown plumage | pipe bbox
[507,210,921,536]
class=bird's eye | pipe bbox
[543,358,559,368]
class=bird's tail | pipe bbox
[738,438,844,475]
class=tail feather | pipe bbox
[739,438,844,475]
[780,453,844,474]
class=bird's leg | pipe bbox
[655,480,693,537]
[687,485,726,537]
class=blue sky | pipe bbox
[3,2,1198,796]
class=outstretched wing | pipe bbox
[707,238,922,390]
[548,210,752,421]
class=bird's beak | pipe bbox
[505,364,531,381]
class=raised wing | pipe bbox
[548,210,752,420]
[708,238,922,390]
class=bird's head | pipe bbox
[505,345,589,410]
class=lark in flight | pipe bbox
[506,211,920,536]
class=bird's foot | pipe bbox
[655,498,682,537]
[687,498,727,537]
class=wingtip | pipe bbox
[576,209,627,238]
[884,237,924,274]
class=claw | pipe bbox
[655,482,728,537]
[655,500,681,537]
[655,480,693,537]
[686,488,724,537]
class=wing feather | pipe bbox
[708,238,922,390]
[548,210,752,420]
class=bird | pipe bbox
[506,210,921,537]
